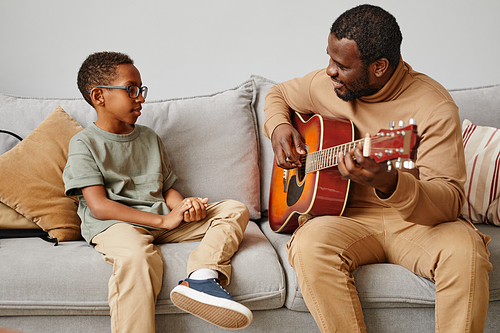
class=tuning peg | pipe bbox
[395,157,402,169]
[399,120,405,128]
[390,121,395,130]
[404,160,416,169]
[409,118,417,125]
[386,160,392,172]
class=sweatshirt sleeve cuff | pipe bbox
[375,171,418,211]
[263,114,291,139]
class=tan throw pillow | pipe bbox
[462,119,500,226]
[0,201,40,229]
[0,107,84,240]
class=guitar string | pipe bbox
[304,135,408,173]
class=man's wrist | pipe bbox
[376,170,398,199]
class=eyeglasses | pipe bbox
[92,85,148,99]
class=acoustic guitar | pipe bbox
[268,112,419,233]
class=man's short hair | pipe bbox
[77,51,134,106]
[330,4,402,68]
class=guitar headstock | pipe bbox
[363,120,419,169]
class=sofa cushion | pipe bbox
[462,119,500,226]
[0,94,95,138]
[260,219,500,312]
[0,79,261,224]
[251,75,277,213]
[477,224,500,302]
[0,107,83,241]
[0,222,285,315]
[138,80,261,220]
[260,220,436,311]
[450,84,500,129]
[0,130,22,155]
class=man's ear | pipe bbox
[372,58,390,78]
[90,88,105,106]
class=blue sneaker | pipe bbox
[170,278,253,329]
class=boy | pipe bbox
[63,51,252,333]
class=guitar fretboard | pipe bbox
[304,138,366,174]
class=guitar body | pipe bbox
[269,113,354,233]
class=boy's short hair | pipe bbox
[77,51,134,107]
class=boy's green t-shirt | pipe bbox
[63,124,177,244]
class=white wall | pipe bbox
[1,0,499,101]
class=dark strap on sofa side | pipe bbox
[0,229,58,245]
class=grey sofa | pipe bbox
[0,75,498,333]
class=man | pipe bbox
[263,5,491,333]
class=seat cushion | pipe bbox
[477,224,500,301]
[0,222,285,315]
[260,220,500,312]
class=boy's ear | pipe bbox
[90,88,105,106]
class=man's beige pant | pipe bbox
[287,207,492,333]
[92,200,249,333]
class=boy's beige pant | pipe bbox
[91,199,249,333]
[287,207,492,333]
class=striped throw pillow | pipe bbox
[462,119,500,226]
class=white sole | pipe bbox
[170,285,253,329]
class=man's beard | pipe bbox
[334,68,379,102]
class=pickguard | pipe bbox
[286,175,305,207]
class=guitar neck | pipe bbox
[305,138,366,173]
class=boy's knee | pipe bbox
[218,199,250,227]
[226,199,249,217]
